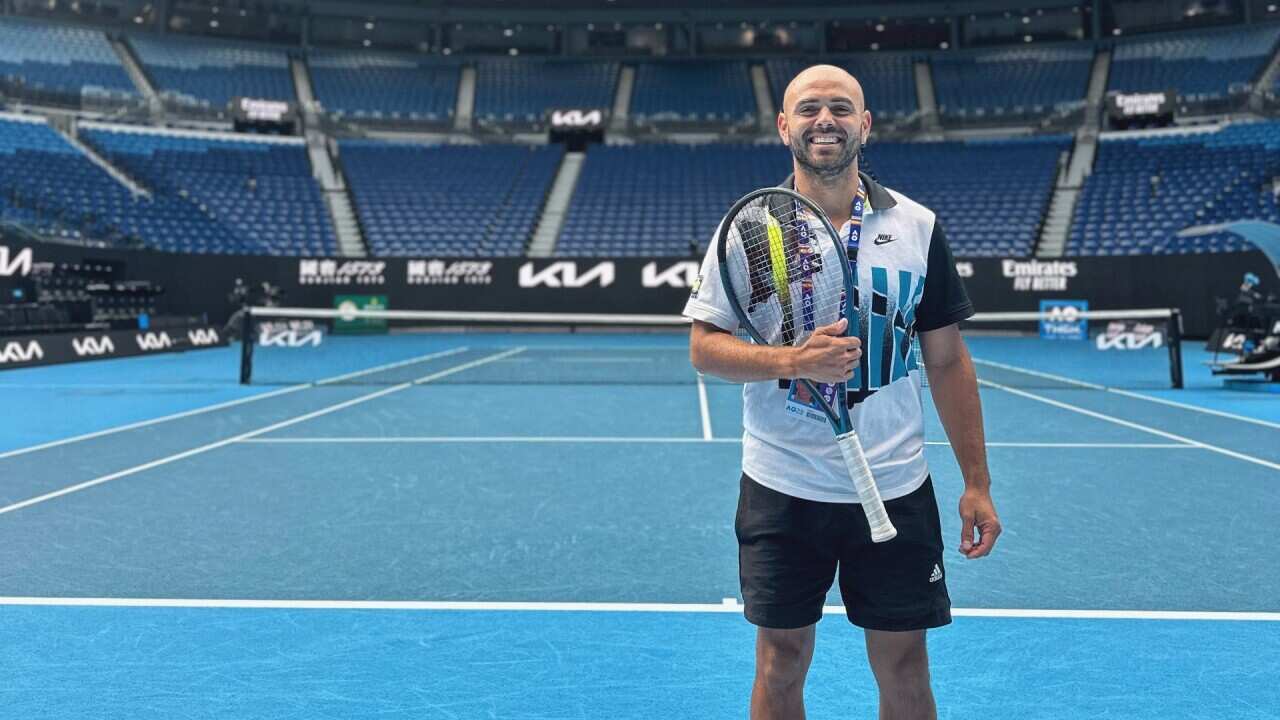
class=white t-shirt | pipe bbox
[684,174,973,503]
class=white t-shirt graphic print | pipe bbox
[684,174,973,503]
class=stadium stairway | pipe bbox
[110,37,161,119]
[58,120,151,200]
[1250,42,1280,112]
[455,66,476,131]
[750,64,774,131]
[529,151,585,257]
[610,66,635,132]
[914,60,940,134]
[1085,48,1111,129]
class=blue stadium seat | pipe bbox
[932,45,1092,121]
[630,61,755,126]
[128,34,294,111]
[309,50,458,123]
[0,16,136,103]
[340,141,564,257]
[1108,25,1279,103]
[80,126,336,255]
[1069,121,1280,255]
[475,59,617,124]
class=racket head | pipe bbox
[715,187,857,429]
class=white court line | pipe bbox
[240,436,742,444]
[0,596,1274,621]
[0,346,471,462]
[697,374,713,441]
[237,437,1191,448]
[0,383,226,390]
[980,379,1280,472]
[0,348,525,518]
[974,357,1280,431]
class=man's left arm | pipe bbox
[920,324,1002,559]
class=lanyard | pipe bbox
[793,180,867,333]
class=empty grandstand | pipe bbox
[0,16,137,107]
[1070,121,1280,255]
[1107,24,1280,106]
[309,50,459,125]
[127,34,295,113]
[931,45,1093,122]
[475,59,617,126]
[340,141,562,257]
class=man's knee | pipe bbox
[755,627,815,691]
[866,630,931,688]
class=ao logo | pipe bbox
[551,110,603,127]
[1221,333,1248,351]
[642,261,699,288]
[0,245,33,277]
[1044,305,1082,322]
[0,340,43,364]
[72,336,115,357]
[136,332,174,351]
[518,261,615,288]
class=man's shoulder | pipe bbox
[879,185,935,222]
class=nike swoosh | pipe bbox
[873,237,896,245]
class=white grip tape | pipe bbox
[835,430,897,543]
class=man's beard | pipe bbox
[790,130,860,180]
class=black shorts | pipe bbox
[735,474,952,632]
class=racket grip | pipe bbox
[835,430,898,543]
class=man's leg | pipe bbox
[864,629,935,720]
[752,624,816,720]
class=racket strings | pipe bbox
[725,195,846,348]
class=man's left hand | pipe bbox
[958,489,1001,559]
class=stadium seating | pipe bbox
[0,114,154,246]
[128,34,294,111]
[340,141,563,257]
[1108,25,1280,103]
[309,50,458,124]
[1069,121,1280,255]
[630,61,756,126]
[766,54,920,122]
[558,137,1065,257]
[81,126,336,255]
[557,143,790,257]
[475,59,618,124]
[865,136,1069,256]
[931,45,1092,121]
[0,16,136,104]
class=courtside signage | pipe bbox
[642,261,700,288]
[518,261,615,289]
[0,324,224,371]
[0,245,33,277]
[1039,300,1089,341]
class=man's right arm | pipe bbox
[689,318,861,384]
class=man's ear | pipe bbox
[777,112,789,146]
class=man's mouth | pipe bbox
[808,134,843,146]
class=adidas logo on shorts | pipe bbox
[928,564,943,583]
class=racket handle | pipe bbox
[835,430,898,543]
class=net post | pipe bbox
[239,306,254,385]
[1168,308,1184,389]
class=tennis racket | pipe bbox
[716,187,897,543]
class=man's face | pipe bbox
[780,75,868,179]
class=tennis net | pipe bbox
[237,306,1182,389]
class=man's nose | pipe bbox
[813,106,836,127]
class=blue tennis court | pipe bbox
[1,333,1277,719]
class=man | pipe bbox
[684,65,1002,719]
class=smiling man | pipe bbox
[685,65,1002,719]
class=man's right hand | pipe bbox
[790,318,862,384]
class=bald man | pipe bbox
[685,65,1001,719]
